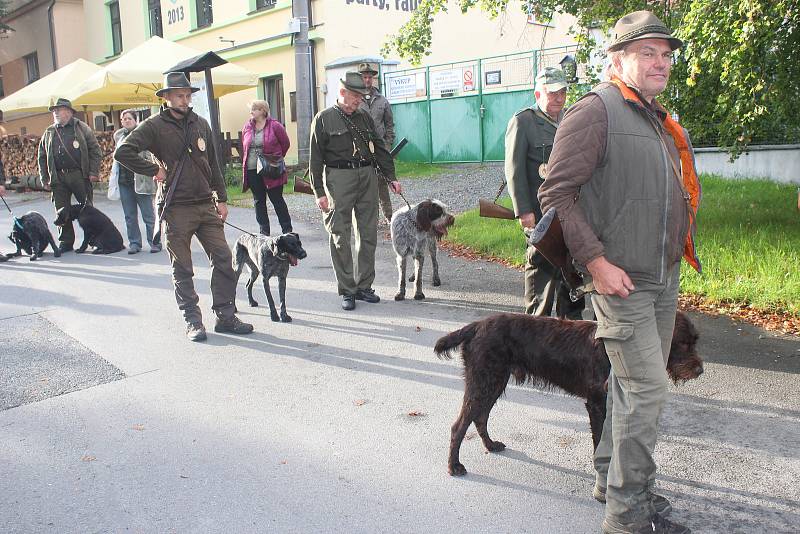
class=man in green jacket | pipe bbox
[310,71,402,311]
[115,72,253,342]
[505,67,585,319]
[37,98,101,252]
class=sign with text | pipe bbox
[385,72,426,100]
[161,0,191,37]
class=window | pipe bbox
[24,52,39,84]
[148,0,163,37]
[109,1,123,56]
[262,76,285,124]
[196,0,213,29]
[255,0,277,10]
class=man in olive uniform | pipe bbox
[115,72,253,342]
[310,71,402,311]
[38,98,102,252]
[505,67,586,319]
[357,62,396,224]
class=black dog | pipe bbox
[233,232,307,322]
[7,211,61,261]
[54,204,124,254]
[434,311,703,476]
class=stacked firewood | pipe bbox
[1,132,117,180]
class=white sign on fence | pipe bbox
[430,69,462,96]
[386,74,418,99]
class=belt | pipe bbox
[326,160,372,169]
[56,167,80,173]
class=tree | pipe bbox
[383,0,800,156]
[1,0,14,35]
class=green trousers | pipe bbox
[592,264,680,527]
[322,166,379,296]
[51,169,93,247]
[163,201,237,324]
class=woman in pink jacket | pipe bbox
[241,100,292,235]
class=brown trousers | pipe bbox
[162,201,237,324]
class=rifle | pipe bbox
[527,207,594,302]
[294,137,409,195]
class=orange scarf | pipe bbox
[609,77,701,273]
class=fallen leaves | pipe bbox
[407,410,426,417]
[353,399,368,406]
[439,240,523,272]
[679,295,800,337]
[131,424,145,431]
[81,455,96,462]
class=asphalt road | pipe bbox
[1,192,798,533]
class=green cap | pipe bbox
[536,67,568,92]
[340,71,370,95]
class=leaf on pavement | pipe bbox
[81,455,96,462]
[353,399,368,406]
[408,410,426,417]
[131,424,145,431]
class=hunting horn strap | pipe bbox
[493,180,507,203]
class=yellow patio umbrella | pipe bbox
[0,58,103,114]
[66,36,257,107]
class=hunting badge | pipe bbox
[72,140,80,149]
[197,137,206,152]
[538,163,548,178]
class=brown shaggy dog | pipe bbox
[434,311,703,476]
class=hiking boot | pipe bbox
[355,288,380,303]
[593,485,672,516]
[57,243,73,254]
[341,295,356,311]
[150,244,162,253]
[128,243,141,254]
[602,513,690,534]
[186,322,207,342]
[214,315,254,335]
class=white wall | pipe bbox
[694,145,800,185]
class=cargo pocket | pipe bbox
[595,321,635,380]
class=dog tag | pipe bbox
[72,140,80,149]
[197,137,206,152]
[368,140,375,154]
[538,163,548,178]
[352,141,358,158]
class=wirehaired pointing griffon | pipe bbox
[390,199,455,301]
[233,232,307,322]
[434,311,703,477]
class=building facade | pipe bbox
[4,0,579,163]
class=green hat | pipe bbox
[155,72,200,98]
[536,67,568,92]
[607,10,683,52]
[48,97,77,113]
[340,71,370,95]
[357,62,379,75]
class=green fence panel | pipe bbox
[392,100,432,162]
[430,95,481,162]
[481,90,532,161]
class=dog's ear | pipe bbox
[416,200,433,232]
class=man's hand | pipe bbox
[89,175,100,183]
[316,195,329,212]
[215,201,228,222]
[0,185,5,196]
[519,212,536,230]
[154,166,167,183]
[586,256,635,298]
[389,181,402,194]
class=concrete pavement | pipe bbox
[1,192,798,533]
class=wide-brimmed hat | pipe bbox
[48,97,77,113]
[536,67,568,92]
[607,10,683,52]
[340,71,370,95]
[357,62,379,76]
[155,71,200,97]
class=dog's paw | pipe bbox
[448,463,467,477]
[408,274,416,282]
[394,293,405,301]
[432,277,441,287]
[270,312,281,322]
[280,313,292,323]
[248,300,259,308]
[29,255,37,261]
[54,250,61,258]
[486,441,506,452]
[413,292,425,300]
[75,248,86,254]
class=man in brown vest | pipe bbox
[115,72,253,342]
[540,11,701,534]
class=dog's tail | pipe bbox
[434,322,479,360]
[232,239,247,273]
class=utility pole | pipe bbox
[293,0,313,165]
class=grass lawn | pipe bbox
[224,163,297,206]
[395,160,448,179]
[445,174,800,317]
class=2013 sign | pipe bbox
[167,6,185,25]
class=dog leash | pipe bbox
[223,219,258,238]
[0,195,24,231]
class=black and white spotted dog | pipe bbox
[233,232,307,322]
[391,199,455,301]
[6,211,61,261]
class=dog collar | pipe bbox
[13,217,24,231]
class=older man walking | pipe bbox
[539,11,701,534]
[115,72,253,342]
[505,66,586,318]
[310,71,402,311]
[37,98,101,252]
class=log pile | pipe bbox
[1,131,116,182]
